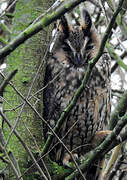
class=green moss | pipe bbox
[2,0,53,179]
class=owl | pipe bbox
[43,9,111,168]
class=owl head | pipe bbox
[52,9,98,68]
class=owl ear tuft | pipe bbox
[81,9,92,33]
[58,16,71,38]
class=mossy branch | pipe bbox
[0,22,12,35]
[0,36,8,45]
[0,0,86,63]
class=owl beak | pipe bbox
[74,53,82,66]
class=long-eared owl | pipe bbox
[43,9,111,167]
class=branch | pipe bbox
[106,43,127,71]
[110,90,127,130]
[0,129,23,179]
[0,144,21,180]
[0,69,18,96]
[107,0,127,37]
[108,153,124,179]
[0,22,12,35]
[111,51,127,73]
[102,144,121,180]
[0,0,86,63]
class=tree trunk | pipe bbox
[3,0,53,179]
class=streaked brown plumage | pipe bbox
[43,9,111,167]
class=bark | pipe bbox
[3,0,53,179]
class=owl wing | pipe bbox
[43,56,65,138]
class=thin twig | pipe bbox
[22,122,52,180]
[106,43,127,71]
[0,96,15,110]
[3,70,63,112]
[99,0,109,25]
[110,90,127,130]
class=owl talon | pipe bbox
[62,153,78,169]
[62,153,71,168]
[73,153,79,162]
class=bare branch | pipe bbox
[0,69,17,96]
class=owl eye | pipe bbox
[62,43,71,52]
[85,44,94,50]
